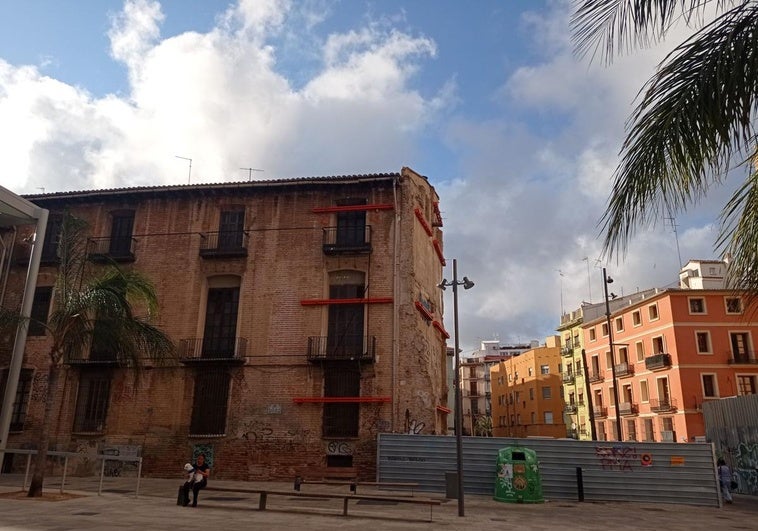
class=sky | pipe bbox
[0,0,738,353]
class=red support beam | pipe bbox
[313,203,394,213]
[432,239,446,266]
[436,405,452,414]
[433,320,450,339]
[414,301,433,321]
[293,396,392,404]
[414,207,433,237]
[301,297,393,306]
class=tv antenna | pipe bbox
[240,167,264,181]
[176,155,192,184]
[665,206,683,268]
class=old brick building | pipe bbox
[0,167,450,479]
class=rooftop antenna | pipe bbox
[665,206,683,269]
[556,269,565,315]
[240,167,264,181]
[176,155,192,184]
[582,256,592,302]
[37,187,45,194]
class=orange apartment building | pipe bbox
[0,168,451,479]
[490,337,566,438]
[583,260,758,442]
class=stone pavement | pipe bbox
[0,474,755,530]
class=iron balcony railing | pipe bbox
[307,335,376,362]
[593,406,608,419]
[588,371,604,383]
[561,346,574,357]
[65,350,123,366]
[322,226,372,255]
[566,429,579,439]
[564,403,578,414]
[645,353,672,370]
[562,373,575,384]
[88,237,137,263]
[199,231,249,258]
[13,243,60,267]
[728,351,758,364]
[650,397,677,412]
[615,362,635,378]
[178,337,247,363]
[618,402,638,416]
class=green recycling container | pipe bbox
[494,446,544,503]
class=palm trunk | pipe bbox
[27,363,60,497]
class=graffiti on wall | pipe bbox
[101,444,141,477]
[404,409,425,434]
[326,441,352,456]
[238,418,314,446]
[734,442,758,495]
[595,446,638,471]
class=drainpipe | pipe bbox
[0,207,48,466]
[391,173,400,431]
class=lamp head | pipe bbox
[606,276,614,284]
[437,279,448,290]
[462,277,475,290]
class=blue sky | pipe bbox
[0,0,729,352]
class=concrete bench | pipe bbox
[293,476,419,495]
[204,486,441,521]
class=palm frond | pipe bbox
[600,2,758,255]
[718,159,758,298]
[572,0,733,64]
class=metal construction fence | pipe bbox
[0,448,143,497]
[703,394,758,496]
[377,434,720,507]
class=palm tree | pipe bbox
[572,1,758,291]
[25,214,173,497]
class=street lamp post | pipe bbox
[438,258,474,517]
[602,267,623,441]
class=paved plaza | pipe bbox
[0,474,755,530]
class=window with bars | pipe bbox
[202,287,240,358]
[323,365,360,437]
[0,369,33,431]
[73,371,112,433]
[41,215,62,263]
[28,287,52,336]
[109,210,135,256]
[218,209,245,250]
[737,375,757,395]
[190,370,231,435]
[335,198,367,247]
[626,419,637,441]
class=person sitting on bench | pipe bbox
[181,453,210,507]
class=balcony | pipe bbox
[593,406,607,419]
[618,402,638,416]
[728,351,758,365]
[307,335,376,363]
[322,226,372,255]
[561,346,574,358]
[650,398,677,413]
[65,350,123,367]
[564,403,578,414]
[199,231,248,258]
[588,371,604,383]
[178,337,247,365]
[562,373,575,384]
[645,353,672,371]
[614,362,635,378]
[88,237,136,263]
[13,242,60,267]
[566,429,579,439]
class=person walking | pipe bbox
[717,458,733,504]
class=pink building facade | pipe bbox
[583,288,758,443]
